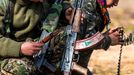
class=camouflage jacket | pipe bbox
[0,0,51,57]
[79,0,111,50]
[0,0,69,58]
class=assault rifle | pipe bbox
[33,0,63,73]
[61,0,84,74]
[34,29,62,72]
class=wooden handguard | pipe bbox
[72,8,81,32]
[39,29,62,44]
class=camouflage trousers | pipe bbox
[0,58,36,75]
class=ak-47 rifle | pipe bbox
[33,0,63,73]
[61,0,84,74]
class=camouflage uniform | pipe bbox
[0,58,36,75]
[72,0,112,74]
[0,0,69,74]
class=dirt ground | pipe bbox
[88,0,134,75]
[89,45,134,75]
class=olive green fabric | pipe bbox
[42,3,63,32]
[0,0,50,57]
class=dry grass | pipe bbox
[89,45,134,75]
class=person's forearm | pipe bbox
[0,37,22,57]
[95,35,111,50]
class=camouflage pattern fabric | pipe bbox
[82,0,106,32]
[42,2,63,32]
[69,0,112,75]
[46,27,67,69]
[97,0,111,29]
[0,58,36,75]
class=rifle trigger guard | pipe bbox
[73,51,80,62]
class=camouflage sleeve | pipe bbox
[81,0,111,50]
[94,34,111,50]
[0,0,22,57]
[95,34,111,50]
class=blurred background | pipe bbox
[88,0,134,75]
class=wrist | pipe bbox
[19,43,24,57]
[19,49,24,57]
[101,35,112,50]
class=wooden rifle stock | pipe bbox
[39,29,61,44]
[70,0,83,33]
[72,8,81,32]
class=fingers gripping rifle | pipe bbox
[61,0,84,75]
[33,0,63,72]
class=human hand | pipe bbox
[108,27,122,34]
[108,27,121,45]
[21,42,44,56]
[65,7,85,24]
[65,7,73,22]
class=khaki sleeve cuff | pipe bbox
[7,41,22,57]
[0,37,23,57]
